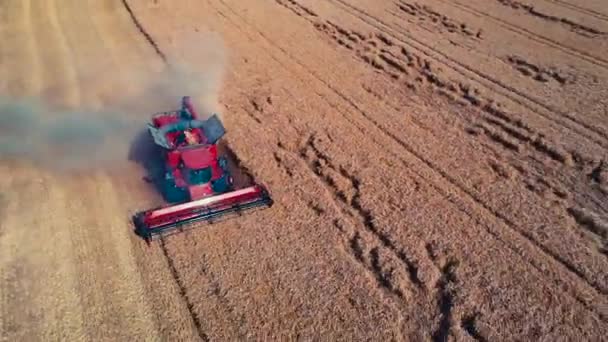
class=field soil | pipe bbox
[1,0,607,340]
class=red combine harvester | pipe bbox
[132,96,273,242]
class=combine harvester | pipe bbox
[132,96,273,242]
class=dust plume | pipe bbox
[0,32,228,173]
[0,98,139,171]
[162,31,228,120]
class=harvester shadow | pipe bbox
[128,128,167,199]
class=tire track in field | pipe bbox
[310,2,608,301]
[359,53,608,265]
[279,129,429,298]
[238,71,597,339]
[325,0,608,149]
[504,55,574,85]
[241,76,429,297]
[158,237,210,342]
[496,0,606,37]
[310,16,582,169]
[312,1,608,268]
[323,0,608,281]
[302,10,606,222]
[214,0,607,321]
[435,0,608,67]
[254,0,608,310]
[236,99,458,339]
[274,0,604,276]
[121,0,167,62]
[546,0,608,22]
[316,8,606,207]
[92,0,160,65]
[393,0,484,41]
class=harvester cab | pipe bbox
[132,96,273,242]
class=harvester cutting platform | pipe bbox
[132,96,273,242]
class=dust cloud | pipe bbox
[0,32,227,173]
[0,98,138,171]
